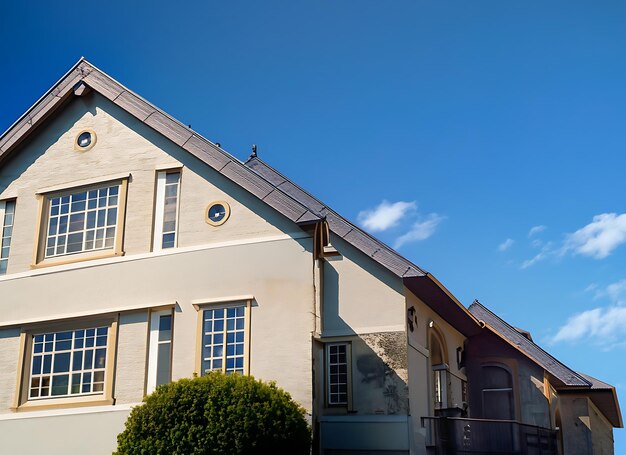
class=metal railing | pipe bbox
[421,416,558,455]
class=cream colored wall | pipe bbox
[114,311,149,404]
[0,91,298,275]
[0,237,314,413]
[0,328,20,411]
[322,234,406,336]
[405,291,467,452]
[0,407,130,455]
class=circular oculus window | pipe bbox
[206,201,230,226]
[74,129,97,151]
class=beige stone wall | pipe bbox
[0,328,20,411]
[405,291,467,453]
[322,234,406,336]
[0,91,298,275]
[114,311,149,404]
[0,236,315,413]
[0,406,130,455]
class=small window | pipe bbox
[146,309,173,394]
[205,201,230,226]
[327,343,350,406]
[433,364,449,409]
[201,306,246,375]
[153,170,181,251]
[74,130,97,151]
[0,200,16,275]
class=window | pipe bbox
[482,365,515,420]
[327,343,350,406]
[29,327,108,399]
[146,310,173,394]
[432,364,449,409]
[35,179,128,265]
[153,170,181,251]
[201,306,246,375]
[0,199,16,275]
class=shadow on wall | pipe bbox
[323,259,408,416]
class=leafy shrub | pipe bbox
[115,373,311,455]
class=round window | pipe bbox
[206,201,230,226]
[74,130,97,151]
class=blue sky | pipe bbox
[2,0,625,448]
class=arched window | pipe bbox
[481,365,514,420]
[430,328,449,410]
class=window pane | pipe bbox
[0,200,16,275]
[202,306,245,375]
[44,185,120,258]
[156,343,171,386]
[328,344,349,405]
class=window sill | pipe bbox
[31,250,124,269]
[14,396,114,413]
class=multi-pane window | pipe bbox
[0,200,16,275]
[147,310,173,394]
[327,343,349,405]
[45,185,119,258]
[482,365,514,420]
[201,307,245,375]
[29,327,108,399]
[154,171,181,251]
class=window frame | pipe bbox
[481,363,516,421]
[15,316,118,411]
[323,341,353,409]
[194,297,252,377]
[0,199,16,276]
[33,178,128,267]
[152,169,182,252]
[146,309,174,394]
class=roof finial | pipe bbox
[251,144,257,159]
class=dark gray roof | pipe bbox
[0,59,320,226]
[577,372,613,390]
[468,301,590,388]
[245,157,426,279]
[1,58,484,336]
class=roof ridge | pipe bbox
[244,156,428,277]
[469,300,591,387]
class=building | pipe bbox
[0,59,620,454]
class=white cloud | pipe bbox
[520,242,554,269]
[394,214,445,249]
[528,225,546,237]
[357,200,416,233]
[552,279,626,348]
[498,238,514,252]
[551,306,626,345]
[521,213,626,268]
[563,213,626,259]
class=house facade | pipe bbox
[0,59,620,454]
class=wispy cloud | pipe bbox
[521,242,553,269]
[498,238,514,252]
[394,214,445,249]
[521,213,626,268]
[528,225,546,237]
[563,213,626,259]
[551,279,626,348]
[357,200,416,232]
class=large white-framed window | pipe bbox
[35,178,128,265]
[18,317,118,409]
[146,309,173,394]
[201,306,246,375]
[0,199,16,275]
[326,342,350,406]
[153,170,181,251]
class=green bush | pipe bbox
[115,373,311,455]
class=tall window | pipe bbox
[327,343,349,405]
[0,200,16,275]
[44,185,120,258]
[482,365,515,420]
[201,307,245,375]
[147,310,173,394]
[153,170,181,251]
[29,327,108,399]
